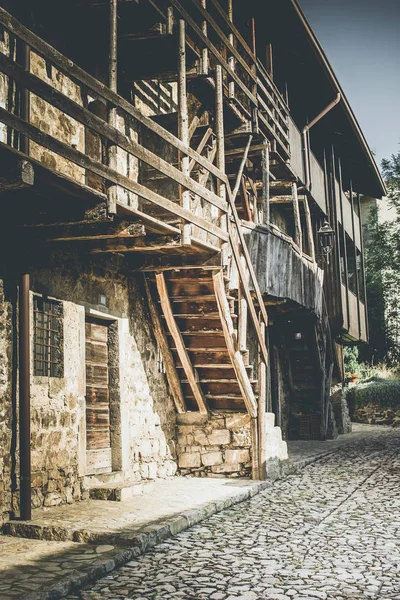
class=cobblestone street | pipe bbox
[67,427,400,600]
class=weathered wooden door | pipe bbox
[85,318,112,474]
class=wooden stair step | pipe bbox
[162,318,224,332]
[173,350,230,366]
[160,294,235,302]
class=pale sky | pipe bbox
[298,0,400,169]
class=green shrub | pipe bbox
[351,380,400,409]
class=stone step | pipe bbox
[83,477,155,501]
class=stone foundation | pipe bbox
[176,413,252,478]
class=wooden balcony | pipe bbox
[0,7,228,259]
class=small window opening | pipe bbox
[33,296,64,377]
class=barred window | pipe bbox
[33,297,64,377]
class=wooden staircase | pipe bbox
[288,326,322,439]
[148,268,258,414]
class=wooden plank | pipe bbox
[155,273,208,414]
[213,270,257,418]
[0,107,228,242]
[0,7,228,186]
[144,277,187,414]
[0,52,226,214]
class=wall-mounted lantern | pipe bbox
[317,220,335,264]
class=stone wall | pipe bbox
[0,250,178,519]
[176,413,252,478]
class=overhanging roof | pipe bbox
[239,0,386,199]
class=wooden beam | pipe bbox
[155,273,208,414]
[0,7,228,186]
[0,107,228,242]
[0,158,34,192]
[144,277,186,414]
[292,182,302,250]
[213,271,257,418]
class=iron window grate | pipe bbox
[33,296,64,378]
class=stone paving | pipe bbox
[65,426,400,600]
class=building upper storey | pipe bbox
[0,0,383,344]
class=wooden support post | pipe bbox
[238,291,248,353]
[292,182,302,251]
[265,43,273,79]
[200,0,208,74]
[215,64,225,189]
[303,195,315,261]
[215,63,227,245]
[350,181,362,339]
[178,19,191,246]
[167,6,174,35]
[144,277,186,414]
[227,0,235,99]
[258,320,267,480]
[357,193,369,340]
[213,271,258,419]
[338,158,350,330]
[261,142,270,224]
[155,273,208,414]
[17,39,30,156]
[250,417,260,480]
[107,0,118,215]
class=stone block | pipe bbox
[231,429,251,447]
[176,413,208,426]
[211,463,240,474]
[225,449,250,464]
[178,452,201,468]
[207,429,230,446]
[225,414,251,429]
[193,429,209,445]
[201,451,223,467]
[43,492,62,507]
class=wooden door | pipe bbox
[85,318,112,474]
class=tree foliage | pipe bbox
[365,148,400,365]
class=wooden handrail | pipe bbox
[224,137,269,367]
[0,52,226,214]
[0,107,229,242]
[167,0,257,106]
[189,0,257,83]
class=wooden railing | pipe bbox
[0,7,228,246]
[158,0,289,157]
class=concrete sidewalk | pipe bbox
[0,423,383,600]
